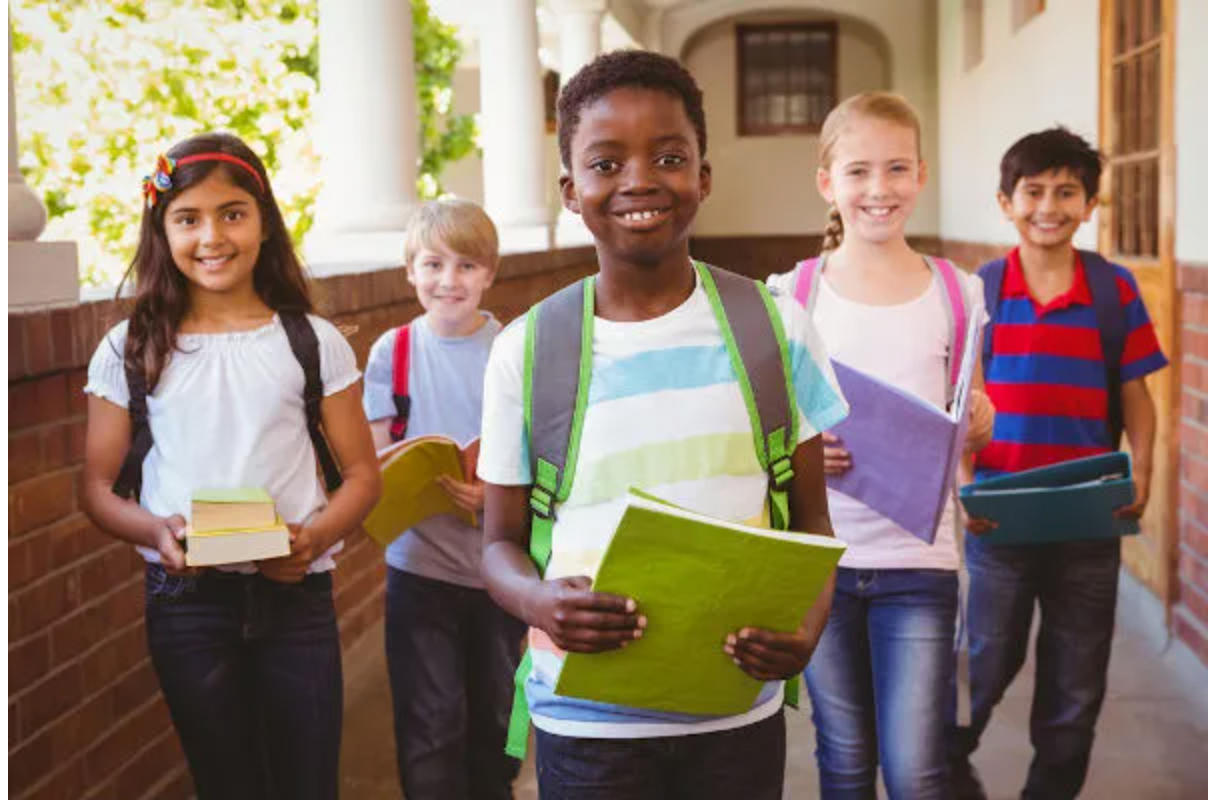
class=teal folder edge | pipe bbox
[959,452,1140,545]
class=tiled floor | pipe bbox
[339,572,1208,799]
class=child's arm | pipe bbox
[368,418,393,451]
[727,436,837,681]
[957,453,998,535]
[481,482,644,652]
[81,396,194,574]
[259,383,383,583]
[1114,377,1157,519]
[964,339,995,452]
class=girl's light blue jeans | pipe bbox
[804,567,959,799]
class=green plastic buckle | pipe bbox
[770,457,794,490]
[529,487,554,519]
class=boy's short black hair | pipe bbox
[557,49,707,169]
[999,127,1104,199]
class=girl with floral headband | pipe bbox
[80,132,381,798]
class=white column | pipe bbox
[9,22,78,310]
[479,0,551,253]
[553,1,604,247]
[307,0,419,272]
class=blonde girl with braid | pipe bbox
[767,92,995,799]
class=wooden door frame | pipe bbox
[1097,0,1180,614]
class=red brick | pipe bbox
[1179,263,1209,295]
[9,724,56,797]
[1181,420,1208,459]
[50,308,77,370]
[10,373,70,431]
[1182,389,1209,426]
[1182,517,1209,559]
[1183,292,1208,329]
[24,311,55,376]
[9,632,51,698]
[10,530,53,592]
[11,314,27,379]
[1182,328,1209,362]
[9,429,43,485]
[1179,580,1208,625]
[109,659,160,713]
[47,514,109,566]
[148,765,194,800]
[77,541,141,600]
[67,368,88,416]
[111,729,185,800]
[11,698,21,745]
[78,620,148,700]
[16,660,85,738]
[67,418,87,464]
[10,561,85,641]
[1181,483,1209,527]
[26,755,87,800]
[9,469,78,536]
[1182,453,1209,493]
[82,697,172,789]
[1182,359,1209,396]
[1173,608,1209,664]
[51,578,144,665]
[1179,548,1208,594]
[40,423,71,472]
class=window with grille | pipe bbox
[1110,0,1163,257]
[736,22,837,136]
[1012,0,1046,31]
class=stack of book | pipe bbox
[186,488,290,567]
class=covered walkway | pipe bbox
[338,574,1208,799]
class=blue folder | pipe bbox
[959,452,1140,545]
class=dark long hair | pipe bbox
[117,132,313,390]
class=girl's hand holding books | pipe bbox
[724,626,815,681]
[436,475,486,514]
[821,432,852,475]
[523,575,646,653]
[153,514,197,576]
[257,524,320,584]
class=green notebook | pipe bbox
[554,489,846,716]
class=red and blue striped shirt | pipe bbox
[975,247,1168,479]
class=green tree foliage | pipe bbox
[12,0,477,287]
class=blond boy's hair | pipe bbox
[817,92,923,253]
[403,199,500,270]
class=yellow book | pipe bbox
[186,488,291,567]
[364,436,480,547]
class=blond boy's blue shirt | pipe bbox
[477,270,849,739]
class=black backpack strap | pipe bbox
[977,257,1008,382]
[1079,250,1128,446]
[112,356,153,501]
[280,311,345,493]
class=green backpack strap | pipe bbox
[695,261,802,707]
[505,276,595,759]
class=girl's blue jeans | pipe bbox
[143,564,343,799]
[804,567,959,800]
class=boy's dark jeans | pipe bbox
[385,567,526,799]
[949,536,1120,799]
[143,564,343,800]
[534,708,786,799]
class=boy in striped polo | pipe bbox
[478,51,848,799]
[949,128,1168,799]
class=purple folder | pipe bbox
[826,318,980,543]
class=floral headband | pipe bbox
[141,152,267,208]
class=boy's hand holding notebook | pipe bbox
[186,488,290,567]
[364,436,482,547]
[553,490,845,716]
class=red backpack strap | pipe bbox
[928,257,970,404]
[793,257,823,310]
[389,324,412,442]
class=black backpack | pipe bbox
[111,310,343,500]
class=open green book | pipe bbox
[553,489,846,716]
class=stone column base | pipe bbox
[9,241,79,310]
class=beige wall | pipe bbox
[937,0,1102,250]
[685,15,893,237]
[1176,0,1208,263]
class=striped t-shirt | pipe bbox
[478,266,849,740]
[975,247,1168,480]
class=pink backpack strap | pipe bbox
[929,257,969,402]
[793,257,823,309]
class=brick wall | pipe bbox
[1174,262,1208,663]
[7,246,597,799]
[690,234,945,279]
